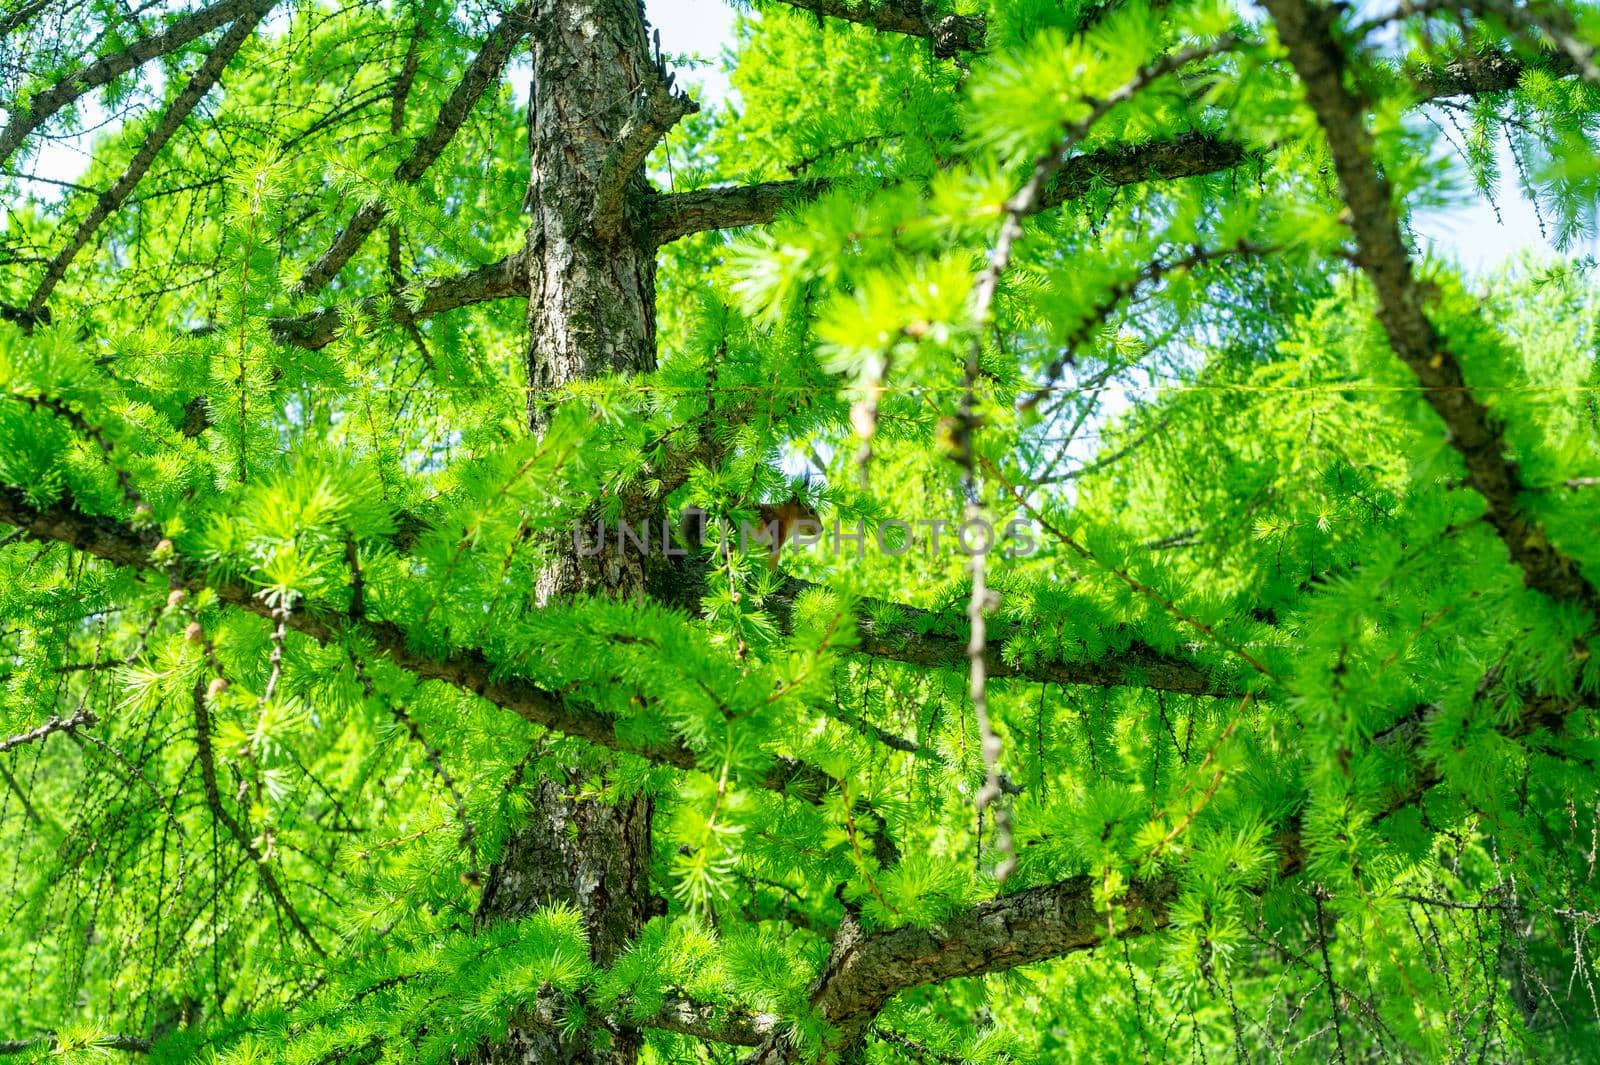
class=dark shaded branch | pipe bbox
[1371,688,1594,822]
[0,0,269,169]
[1263,0,1599,618]
[191,251,524,435]
[290,3,532,297]
[1469,0,1600,86]
[24,0,271,314]
[0,761,47,828]
[765,578,1242,697]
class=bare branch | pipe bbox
[596,72,699,242]
[949,40,1238,894]
[0,708,97,755]
[648,178,831,245]
[640,998,778,1047]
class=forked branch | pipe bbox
[595,66,699,241]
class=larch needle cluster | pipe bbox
[2,0,1600,1061]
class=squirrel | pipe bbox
[679,489,821,572]
[753,490,821,571]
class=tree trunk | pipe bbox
[474,2,667,1063]
[475,778,654,1065]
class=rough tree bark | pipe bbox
[473,2,684,1063]
[475,777,655,1064]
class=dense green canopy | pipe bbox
[2,0,1599,1061]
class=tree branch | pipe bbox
[648,45,1575,246]
[0,0,52,38]
[0,0,270,169]
[0,1034,150,1056]
[22,0,271,316]
[648,178,832,246]
[290,3,532,298]
[744,873,1178,1063]
[267,250,528,351]
[640,997,779,1047]
[0,486,846,803]
[648,133,1248,245]
[595,72,698,242]
[1407,45,1576,96]
[755,0,984,57]
[0,708,97,755]
[1263,0,1599,618]
[765,578,1242,697]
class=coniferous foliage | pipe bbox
[1,0,1599,1061]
